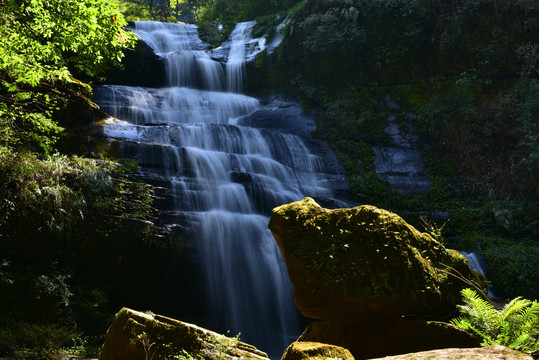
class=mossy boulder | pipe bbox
[98,308,268,360]
[281,341,354,360]
[268,197,487,322]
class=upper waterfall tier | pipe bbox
[131,20,265,92]
[132,21,206,53]
[226,21,255,93]
[132,21,224,89]
[94,85,260,125]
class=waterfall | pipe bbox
[132,21,225,90]
[93,21,345,357]
[226,21,255,93]
[459,251,497,298]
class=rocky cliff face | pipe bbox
[268,197,487,359]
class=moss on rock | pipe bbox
[268,198,487,322]
[98,308,268,360]
[281,341,354,360]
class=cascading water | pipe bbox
[93,20,346,357]
[226,21,255,93]
[459,251,497,298]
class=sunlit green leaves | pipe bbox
[0,0,136,154]
[451,288,539,354]
[0,0,136,86]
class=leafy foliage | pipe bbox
[198,0,302,23]
[0,82,64,154]
[0,145,169,357]
[113,0,191,22]
[0,322,81,360]
[0,0,136,85]
[451,288,539,354]
[0,0,136,154]
[265,0,539,302]
[112,0,154,21]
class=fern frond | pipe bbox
[501,297,532,321]
[508,331,530,351]
[461,288,493,310]
[451,316,472,329]
[451,288,539,354]
[456,304,477,317]
[460,288,498,322]
[519,301,539,322]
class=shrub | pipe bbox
[451,288,539,354]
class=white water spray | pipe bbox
[94,21,341,357]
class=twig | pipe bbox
[439,262,495,306]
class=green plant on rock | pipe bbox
[174,349,203,360]
[420,215,447,244]
[451,288,539,355]
[207,332,241,360]
[132,330,174,360]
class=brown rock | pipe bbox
[282,341,355,360]
[98,307,268,360]
[368,345,533,359]
[268,198,487,323]
[297,319,481,359]
[268,198,490,359]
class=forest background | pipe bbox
[0,0,537,358]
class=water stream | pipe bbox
[93,20,346,357]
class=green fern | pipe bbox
[451,288,539,354]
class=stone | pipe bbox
[268,198,487,323]
[98,308,268,360]
[493,209,512,231]
[54,78,108,130]
[281,341,354,360]
[372,147,431,194]
[297,320,480,359]
[368,345,533,359]
[101,38,166,88]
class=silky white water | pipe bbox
[226,21,255,92]
[94,21,340,356]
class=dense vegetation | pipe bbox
[0,0,537,357]
[242,0,538,301]
[452,288,538,354]
[0,0,183,358]
[110,0,301,22]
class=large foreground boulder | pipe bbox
[268,197,487,322]
[99,308,268,360]
[268,198,487,358]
